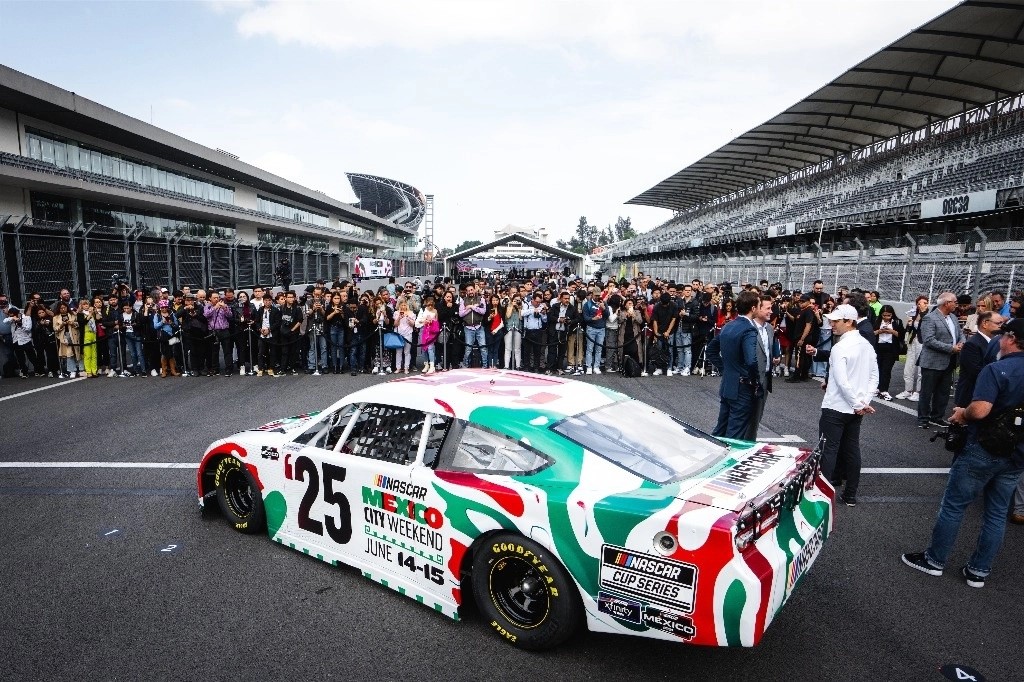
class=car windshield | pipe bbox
[550,401,729,484]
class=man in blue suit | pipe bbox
[707,291,762,439]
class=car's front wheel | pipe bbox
[472,533,582,650]
[214,456,265,534]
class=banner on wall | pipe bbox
[919,190,997,220]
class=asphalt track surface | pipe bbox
[1,363,1020,682]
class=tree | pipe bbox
[453,239,482,254]
[613,216,636,241]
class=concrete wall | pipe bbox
[0,107,20,154]
[0,183,27,215]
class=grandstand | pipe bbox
[614,0,1024,299]
[346,173,426,231]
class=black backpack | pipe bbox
[977,403,1024,458]
[622,355,642,378]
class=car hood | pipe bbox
[247,411,322,435]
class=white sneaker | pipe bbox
[107,369,115,377]
[894,391,911,400]
[680,368,690,376]
[640,371,648,377]
[585,367,593,375]
[908,392,920,402]
[151,368,158,377]
[240,367,246,375]
[653,369,663,376]
[594,367,601,375]
[666,369,675,376]
[783,367,790,377]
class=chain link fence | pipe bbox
[0,219,444,305]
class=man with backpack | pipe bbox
[902,318,1024,588]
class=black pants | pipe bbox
[35,341,59,374]
[185,335,208,374]
[236,330,254,372]
[13,342,38,374]
[918,364,955,423]
[819,408,863,497]
[547,331,567,372]
[876,349,899,393]
[258,335,278,371]
[524,329,544,371]
[209,330,233,374]
[797,344,814,379]
[280,333,299,371]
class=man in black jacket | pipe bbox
[545,290,577,375]
[343,299,371,375]
[179,294,209,377]
[672,284,700,376]
[255,292,281,376]
[278,291,304,375]
[954,311,1003,408]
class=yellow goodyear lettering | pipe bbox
[213,457,236,488]
[490,620,518,643]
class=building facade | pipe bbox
[0,65,433,301]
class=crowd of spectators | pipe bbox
[1,273,1022,390]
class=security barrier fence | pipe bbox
[622,226,1024,301]
[0,218,443,305]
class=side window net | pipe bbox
[291,406,355,451]
[344,404,425,465]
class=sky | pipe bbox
[1,0,959,249]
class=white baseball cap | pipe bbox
[824,304,858,321]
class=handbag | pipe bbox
[383,332,406,350]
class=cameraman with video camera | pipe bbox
[7,303,36,378]
[276,258,292,291]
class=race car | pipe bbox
[197,369,832,650]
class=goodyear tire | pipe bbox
[471,533,582,650]
[214,457,265,535]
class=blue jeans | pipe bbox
[124,334,144,373]
[108,335,123,372]
[463,326,487,367]
[584,326,605,370]
[348,334,364,372]
[672,329,692,371]
[307,333,327,370]
[329,327,346,369]
[925,440,1024,575]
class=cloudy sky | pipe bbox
[3,0,957,247]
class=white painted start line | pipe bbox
[0,376,88,403]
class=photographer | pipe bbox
[50,302,80,378]
[581,286,608,375]
[616,297,646,375]
[100,294,127,377]
[0,294,16,379]
[180,293,209,377]
[140,295,160,376]
[546,290,577,375]
[343,295,371,375]
[276,258,292,291]
[503,294,523,371]
[152,301,181,377]
[305,294,327,374]
[8,305,36,378]
[254,292,281,376]
[204,292,234,377]
[522,292,547,373]
[459,284,488,369]
[234,291,257,375]
[119,301,147,377]
[325,292,347,374]
[278,290,303,375]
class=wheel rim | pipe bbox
[223,466,254,518]
[489,556,551,629]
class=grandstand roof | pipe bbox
[346,173,425,232]
[629,0,1024,211]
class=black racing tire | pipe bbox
[471,533,582,651]
[214,456,266,535]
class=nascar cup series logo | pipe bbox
[600,545,697,613]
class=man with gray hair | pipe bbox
[916,292,965,429]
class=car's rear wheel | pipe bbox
[214,456,265,534]
[472,533,582,650]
